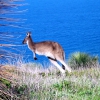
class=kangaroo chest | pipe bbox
[35,50,54,58]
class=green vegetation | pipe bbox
[0,78,11,88]
[0,63,100,100]
[53,79,100,100]
[68,52,99,69]
[0,52,100,100]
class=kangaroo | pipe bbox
[22,32,71,73]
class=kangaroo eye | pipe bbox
[26,34,28,36]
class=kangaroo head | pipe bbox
[22,32,31,44]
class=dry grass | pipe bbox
[0,63,100,100]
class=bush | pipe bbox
[0,78,11,88]
[68,52,99,69]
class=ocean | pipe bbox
[1,0,100,64]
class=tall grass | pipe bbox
[1,62,100,100]
[68,52,99,69]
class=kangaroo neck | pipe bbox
[27,36,35,47]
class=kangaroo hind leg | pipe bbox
[48,58,65,74]
[61,60,71,73]
[62,65,65,70]
[57,58,72,73]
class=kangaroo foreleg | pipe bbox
[33,53,37,60]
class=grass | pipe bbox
[68,52,99,69]
[0,63,100,100]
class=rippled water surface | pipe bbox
[1,0,100,63]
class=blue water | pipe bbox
[1,0,100,64]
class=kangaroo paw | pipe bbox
[34,57,37,60]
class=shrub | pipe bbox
[68,52,99,69]
[0,78,11,88]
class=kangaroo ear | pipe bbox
[27,32,31,37]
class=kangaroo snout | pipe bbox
[22,40,25,44]
[22,39,27,44]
